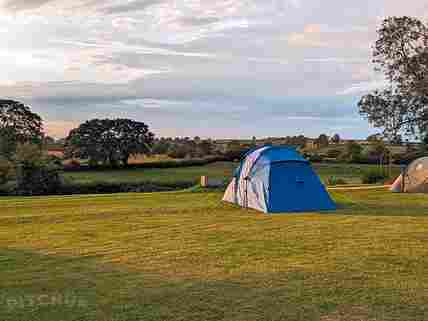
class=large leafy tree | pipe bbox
[340,141,363,163]
[65,119,155,166]
[315,134,329,148]
[0,100,43,159]
[198,139,214,156]
[358,16,428,140]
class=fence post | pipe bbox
[201,176,208,187]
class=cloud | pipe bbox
[289,0,300,9]
[51,39,217,58]
[2,0,55,11]
[338,80,388,96]
[178,16,221,27]
[303,24,322,34]
[287,23,371,49]
[31,94,364,138]
[1,0,427,139]
[101,0,165,14]
[0,81,140,105]
[287,32,328,48]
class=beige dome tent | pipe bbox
[391,157,428,193]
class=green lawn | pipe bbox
[0,189,427,321]
[314,163,401,184]
[64,162,402,186]
[64,161,235,186]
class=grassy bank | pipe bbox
[63,162,402,187]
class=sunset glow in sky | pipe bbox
[0,0,427,138]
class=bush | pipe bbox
[48,155,64,167]
[0,157,14,185]
[0,181,15,195]
[222,148,250,162]
[393,150,427,165]
[62,181,193,195]
[167,147,188,159]
[64,159,81,170]
[14,144,63,196]
[16,163,62,196]
[63,156,226,172]
[339,141,364,163]
[326,176,347,186]
[308,153,323,163]
[361,169,389,184]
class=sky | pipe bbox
[0,0,427,139]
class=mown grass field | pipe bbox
[64,162,402,186]
[1,189,427,321]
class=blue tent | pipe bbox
[223,145,336,213]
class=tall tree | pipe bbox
[152,138,171,155]
[358,16,428,140]
[369,140,389,164]
[341,141,363,163]
[0,100,43,159]
[250,136,257,147]
[198,139,214,156]
[113,119,155,165]
[65,119,155,166]
[316,134,329,148]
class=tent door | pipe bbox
[269,162,335,213]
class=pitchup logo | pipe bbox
[0,292,88,311]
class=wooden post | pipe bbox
[201,176,208,187]
[201,176,224,188]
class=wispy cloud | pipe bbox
[337,80,388,96]
[51,39,217,58]
[101,0,165,14]
[1,0,55,11]
[0,0,427,138]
